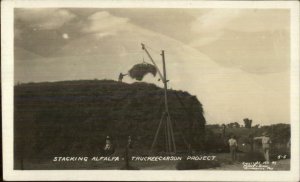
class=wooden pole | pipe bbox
[164,118,168,152]
[169,115,177,153]
[161,50,172,152]
[161,50,169,114]
[161,50,170,152]
[151,112,165,151]
[161,50,176,153]
[141,43,176,153]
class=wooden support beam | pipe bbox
[151,112,165,152]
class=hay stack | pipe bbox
[14,80,207,169]
[128,63,157,81]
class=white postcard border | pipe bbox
[2,0,299,181]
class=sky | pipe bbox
[14,8,290,125]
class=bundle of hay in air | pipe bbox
[128,63,157,81]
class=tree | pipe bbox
[226,122,240,128]
[233,122,240,128]
[243,118,252,128]
[226,123,234,128]
[253,124,260,129]
[221,124,226,138]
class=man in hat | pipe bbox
[104,136,114,155]
[254,132,272,162]
[228,135,238,162]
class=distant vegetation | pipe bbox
[205,123,290,159]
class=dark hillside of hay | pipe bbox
[14,80,206,167]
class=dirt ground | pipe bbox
[20,152,290,170]
[213,159,290,171]
[140,153,290,170]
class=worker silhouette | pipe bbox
[228,135,238,162]
[125,136,133,168]
[104,136,115,155]
[254,132,272,162]
[118,73,128,82]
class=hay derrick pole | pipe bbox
[141,43,176,153]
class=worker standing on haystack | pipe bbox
[228,135,238,162]
[118,72,128,82]
[254,132,272,162]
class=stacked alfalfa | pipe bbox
[14,80,206,169]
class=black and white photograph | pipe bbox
[2,0,300,181]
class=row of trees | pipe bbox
[208,118,262,129]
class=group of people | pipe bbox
[103,135,132,155]
[104,135,133,168]
[105,132,276,164]
[228,132,272,162]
